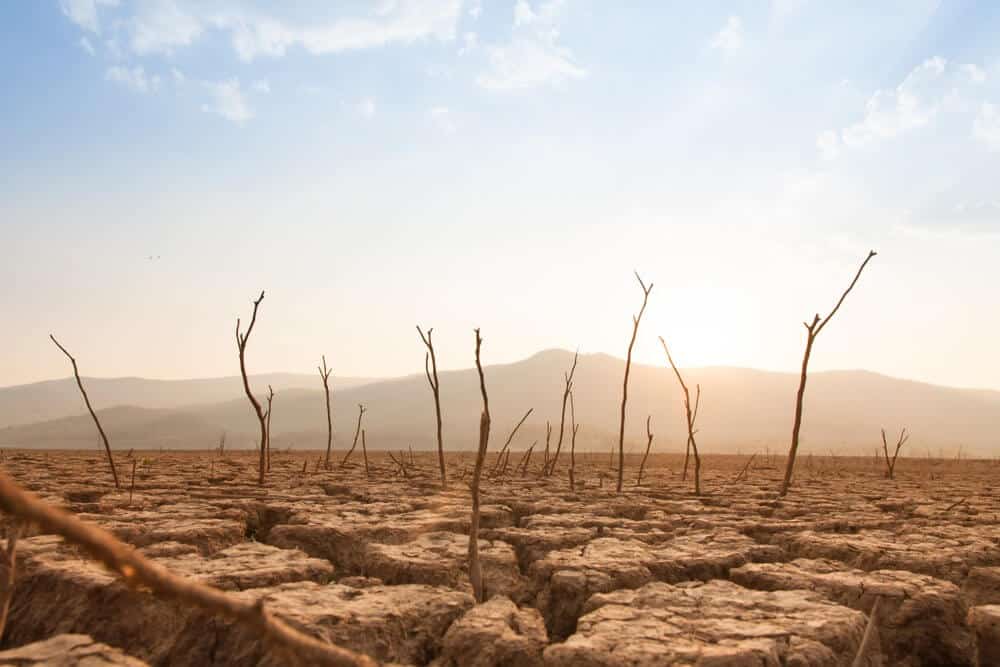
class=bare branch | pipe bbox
[50,335,119,489]
[0,471,376,667]
[469,328,491,602]
[618,273,652,493]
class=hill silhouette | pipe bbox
[2,350,998,456]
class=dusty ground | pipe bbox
[1,449,999,666]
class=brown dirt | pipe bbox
[2,450,998,666]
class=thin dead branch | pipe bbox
[49,335,119,489]
[235,291,268,485]
[0,471,376,666]
[568,391,579,491]
[340,405,367,467]
[547,350,579,476]
[361,429,370,479]
[318,356,333,470]
[780,251,877,497]
[637,415,654,486]
[660,337,702,495]
[881,427,908,480]
[417,326,447,487]
[492,408,533,476]
[618,271,653,493]
[265,385,275,473]
[469,328,491,603]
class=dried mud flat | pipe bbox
[2,450,1000,666]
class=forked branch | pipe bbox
[617,272,652,493]
[780,251,876,496]
[417,326,446,487]
[0,471,376,667]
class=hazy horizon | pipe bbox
[4,2,1000,390]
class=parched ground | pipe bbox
[2,449,999,666]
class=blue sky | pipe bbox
[2,1,1000,389]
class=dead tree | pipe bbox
[546,350,579,476]
[417,326,446,487]
[569,391,579,490]
[361,429,370,479]
[517,442,536,476]
[318,356,334,469]
[660,337,702,495]
[469,328,491,603]
[780,251,877,496]
[542,421,552,472]
[637,415,654,486]
[0,525,19,638]
[49,335,120,489]
[617,272,653,493]
[0,470,376,667]
[340,405,367,467]
[881,428,908,480]
[492,408,533,476]
[265,385,274,472]
[235,291,268,486]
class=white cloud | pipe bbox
[60,0,464,62]
[710,16,744,52]
[477,0,586,92]
[514,0,537,26]
[458,31,477,55]
[60,0,118,34]
[218,0,462,62]
[201,79,252,124]
[468,0,482,20]
[840,57,947,150]
[961,63,987,84]
[974,103,1000,151]
[427,106,455,133]
[358,97,377,118]
[105,65,160,94]
[478,38,586,90]
[250,79,270,94]
[128,0,204,56]
[78,36,96,55]
[171,67,185,84]
[816,130,840,160]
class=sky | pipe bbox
[2,0,1000,390]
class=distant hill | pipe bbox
[0,374,374,428]
[2,350,998,456]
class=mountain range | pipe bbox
[2,350,998,456]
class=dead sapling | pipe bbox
[732,453,758,484]
[617,271,653,493]
[660,336,702,496]
[568,391,580,490]
[517,442,536,477]
[128,459,137,506]
[637,416,654,486]
[49,335,119,489]
[881,427,908,480]
[780,251,877,497]
[469,328,491,603]
[235,291,269,485]
[546,350,579,477]
[361,429,370,479]
[318,355,334,470]
[417,326,447,487]
[491,408,533,477]
[340,405,367,467]
[542,422,552,474]
[265,385,274,472]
